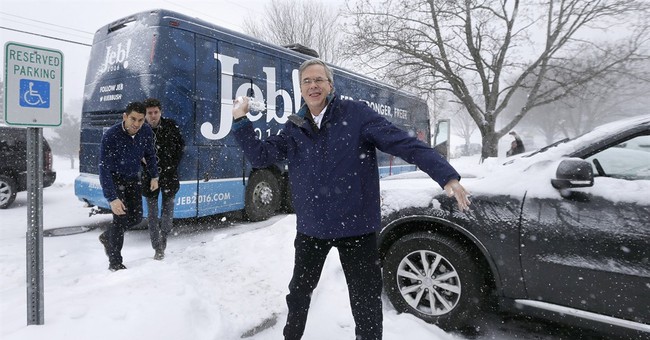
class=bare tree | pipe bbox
[243,0,346,64]
[516,56,650,144]
[453,106,479,149]
[344,0,650,159]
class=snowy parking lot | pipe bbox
[0,156,614,340]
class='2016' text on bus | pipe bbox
[74,9,432,221]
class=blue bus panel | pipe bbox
[75,9,430,220]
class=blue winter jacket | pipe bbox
[99,122,158,202]
[233,95,460,239]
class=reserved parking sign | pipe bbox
[4,42,63,126]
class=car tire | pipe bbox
[0,175,17,209]
[383,232,485,330]
[244,169,281,222]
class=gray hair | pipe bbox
[298,58,334,84]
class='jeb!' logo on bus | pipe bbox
[200,54,298,140]
[99,39,132,73]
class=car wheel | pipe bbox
[0,175,17,209]
[383,232,485,330]
[245,169,281,222]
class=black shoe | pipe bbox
[99,233,109,258]
[154,250,165,261]
[108,263,127,271]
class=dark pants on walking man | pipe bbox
[101,177,143,266]
[283,232,383,340]
[146,192,175,252]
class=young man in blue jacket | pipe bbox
[232,59,470,340]
[99,101,159,271]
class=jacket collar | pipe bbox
[288,93,336,128]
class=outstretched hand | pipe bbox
[444,179,471,211]
[232,96,249,119]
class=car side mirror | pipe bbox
[551,159,594,189]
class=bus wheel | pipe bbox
[245,169,281,221]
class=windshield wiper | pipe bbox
[524,138,570,158]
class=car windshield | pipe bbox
[523,137,571,158]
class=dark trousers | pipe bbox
[102,177,143,265]
[146,192,175,251]
[283,232,383,340]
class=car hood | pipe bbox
[379,160,551,216]
[380,175,445,216]
[380,114,650,217]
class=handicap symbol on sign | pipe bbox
[19,79,50,109]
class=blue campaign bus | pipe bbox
[74,9,431,221]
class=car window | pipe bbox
[585,134,650,180]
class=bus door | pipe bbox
[433,119,450,160]
[193,37,250,217]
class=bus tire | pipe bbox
[245,169,281,221]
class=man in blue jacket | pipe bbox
[232,58,470,340]
[99,101,159,271]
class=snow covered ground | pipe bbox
[5,154,609,340]
[0,156,490,340]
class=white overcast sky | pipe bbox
[0,0,635,122]
[1,0,336,116]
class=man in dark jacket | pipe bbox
[506,131,526,157]
[142,98,184,260]
[99,101,159,271]
[231,58,470,340]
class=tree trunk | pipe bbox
[480,133,500,161]
[69,156,75,169]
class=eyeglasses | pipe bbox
[301,78,329,86]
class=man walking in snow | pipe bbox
[231,58,470,340]
[142,98,184,261]
[99,101,159,271]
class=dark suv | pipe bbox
[379,115,650,337]
[0,126,56,209]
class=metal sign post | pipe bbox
[4,41,63,325]
[26,127,44,325]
